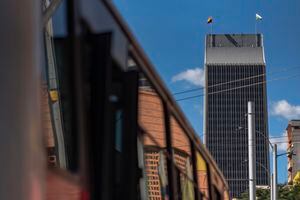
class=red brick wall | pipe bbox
[139,90,166,148]
[139,90,191,154]
[41,84,55,148]
[139,89,193,199]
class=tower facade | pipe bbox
[204,34,269,197]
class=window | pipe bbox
[42,1,81,199]
[196,152,209,200]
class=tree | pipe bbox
[238,183,300,200]
[239,187,270,200]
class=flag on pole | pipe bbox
[207,17,213,24]
[256,13,263,20]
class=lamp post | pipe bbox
[236,123,273,199]
[242,160,270,178]
[273,144,295,200]
[273,144,277,200]
[239,131,296,200]
[237,124,295,200]
[248,101,256,200]
[236,126,273,148]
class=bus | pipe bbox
[0,0,229,199]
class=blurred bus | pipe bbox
[0,0,229,199]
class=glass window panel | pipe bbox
[42,1,81,199]
[170,116,194,200]
[115,109,123,152]
[137,70,169,200]
[196,151,209,200]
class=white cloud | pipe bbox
[270,132,288,152]
[172,68,205,87]
[271,100,300,120]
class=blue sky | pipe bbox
[113,0,300,183]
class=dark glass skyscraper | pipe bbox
[204,34,269,197]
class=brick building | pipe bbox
[139,89,208,199]
[287,120,300,184]
[43,83,209,199]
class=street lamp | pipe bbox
[236,125,274,199]
[242,159,270,178]
[236,127,298,200]
[236,126,273,148]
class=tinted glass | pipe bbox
[170,116,195,200]
[42,1,81,199]
[137,68,169,200]
[196,151,209,199]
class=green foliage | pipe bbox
[238,183,300,200]
[278,184,300,200]
[238,188,270,200]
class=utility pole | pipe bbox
[273,144,278,200]
[248,101,256,200]
[270,173,273,200]
[236,126,274,200]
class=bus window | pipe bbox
[42,1,81,199]
[211,186,222,200]
[170,116,195,200]
[223,189,230,200]
[137,70,169,200]
[196,152,210,200]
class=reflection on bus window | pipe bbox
[115,109,123,152]
[171,116,195,200]
[139,77,166,148]
[44,1,67,170]
[138,73,169,199]
[42,1,81,199]
[42,84,57,168]
[196,152,209,199]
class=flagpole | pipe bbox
[255,20,257,34]
[255,14,262,34]
[210,24,212,46]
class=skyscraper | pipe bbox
[204,34,269,197]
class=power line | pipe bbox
[173,86,204,95]
[176,73,300,101]
[269,136,288,139]
[174,73,266,95]
[173,66,300,96]
[273,141,296,144]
